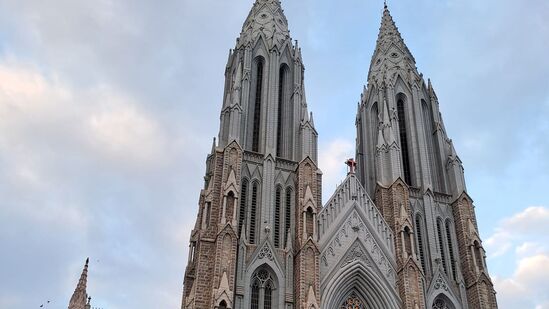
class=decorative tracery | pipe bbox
[340,293,365,309]
[250,269,276,309]
[432,299,450,309]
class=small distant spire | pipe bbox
[68,258,90,309]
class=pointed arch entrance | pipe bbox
[321,261,401,309]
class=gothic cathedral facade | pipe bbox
[182,1,497,309]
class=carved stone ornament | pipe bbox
[342,243,371,268]
[258,244,274,261]
[434,273,449,291]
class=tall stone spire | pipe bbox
[68,258,91,309]
[184,1,320,308]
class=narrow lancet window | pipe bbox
[277,66,286,158]
[252,60,264,152]
[404,226,413,257]
[264,281,273,309]
[285,188,292,247]
[397,99,412,185]
[306,207,314,238]
[415,215,426,272]
[437,219,448,274]
[249,182,259,244]
[475,241,484,272]
[238,179,249,236]
[446,220,457,280]
[274,187,281,248]
[226,191,235,222]
[250,280,260,309]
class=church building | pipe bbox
[181,1,498,308]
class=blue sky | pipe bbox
[0,0,548,308]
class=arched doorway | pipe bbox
[322,262,400,309]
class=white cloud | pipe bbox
[318,138,354,203]
[485,206,549,259]
[494,254,549,309]
[86,90,168,165]
[487,206,549,308]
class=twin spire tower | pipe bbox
[182,1,498,309]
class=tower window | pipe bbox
[252,59,264,152]
[306,207,314,238]
[226,191,235,222]
[238,179,249,236]
[404,226,413,257]
[277,66,287,158]
[397,99,412,185]
[475,241,484,272]
[445,220,457,280]
[219,300,227,309]
[415,215,426,272]
[285,188,292,247]
[249,182,259,244]
[437,219,448,274]
[274,187,281,248]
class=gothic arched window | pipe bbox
[252,58,264,153]
[422,100,437,187]
[239,179,249,237]
[226,191,235,222]
[415,214,426,272]
[250,268,276,309]
[274,186,282,248]
[404,226,413,257]
[397,98,412,185]
[251,280,260,309]
[264,280,273,309]
[474,240,484,272]
[306,207,314,238]
[219,300,228,309]
[277,65,290,158]
[437,219,448,274]
[445,219,457,280]
[284,187,293,247]
[249,182,259,244]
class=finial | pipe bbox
[384,0,388,9]
[345,158,357,175]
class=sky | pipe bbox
[0,0,547,308]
